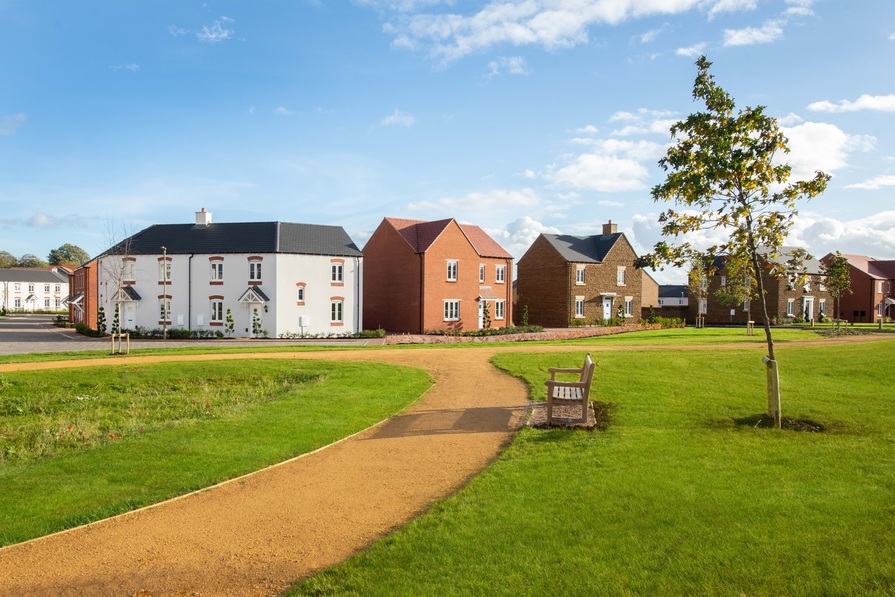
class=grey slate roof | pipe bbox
[105,222,362,258]
[541,233,623,263]
[659,285,689,299]
[0,268,69,283]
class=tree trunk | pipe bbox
[748,234,782,429]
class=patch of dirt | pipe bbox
[734,414,826,432]
[527,401,611,431]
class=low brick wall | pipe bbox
[384,323,666,345]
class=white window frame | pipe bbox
[159,298,172,322]
[574,296,585,318]
[576,266,585,285]
[878,281,884,293]
[787,299,795,317]
[699,299,707,315]
[249,262,262,281]
[818,299,825,316]
[14,298,21,308]
[617,267,626,286]
[495,265,506,284]
[444,299,460,321]
[495,300,505,320]
[159,262,171,282]
[743,299,751,312]
[44,298,51,308]
[211,262,224,281]
[331,263,344,283]
[331,300,344,323]
[297,286,305,303]
[211,300,224,322]
[28,284,34,292]
[44,284,50,293]
[447,260,458,282]
[624,296,633,317]
[55,284,61,293]
[720,276,726,287]
[479,264,485,283]
[878,302,883,317]
[123,261,135,280]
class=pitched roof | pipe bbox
[540,233,623,263]
[105,222,362,258]
[659,285,689,298]
[841,254,895,279]
[0,268,69,284]
[382,217,512,259]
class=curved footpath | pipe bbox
[0,335,888,595]
[0,348,531,596]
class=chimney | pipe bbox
[195,207,212,227]
[603,220,617,235]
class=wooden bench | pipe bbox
[545,353,595,424]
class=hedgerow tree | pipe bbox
[822,251,851,330]
[637,56,830,428]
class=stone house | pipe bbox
[363,217,514,334]
[820,254,895,323]
[516,221,642,327]
[692,249,834,324]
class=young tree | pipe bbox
[822,251,851,330]
[687,255,710,326]
[48,243,90,267]
[637,56,830,428]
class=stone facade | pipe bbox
[517,222,642,327]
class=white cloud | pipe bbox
[109,64,140,73]
[550,153,651,192]
[197,17,234,44]
[169,25,188,37]
[0,112,26,136]
[808,94,895,113]
[383,0,769,64]
[574,124,599,134]
[408,187,540,213]
[607,108,677,136]
[707,0,757,20]
[890,32,895,41]
[486,56,530,77]
[784,0,815,17]
[676,42,707,57]
[381,109,417,127]
[788,211,895,258]
[274,106,293,116]
[635,24,671,44]
[485,215,562,258]
[723,19,784,46]
[782,121,874,180]
[598,200,624,207]
[845,175,895,191]
[777,112,804,126]
[28,213,57,228]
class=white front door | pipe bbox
[478,301,484,329]
[803,297,814,321]
[603,297,612,319]
[124,303,136,329]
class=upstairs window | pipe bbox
[159,261,171,282]
[211,262,224,281]
[249,262,262,281]
[576,267,585,285]
[479,264,485,283]
[617,267,626,286]
[331,263,344,283]
[447,260,458,282]
[44,284,50,293]
[496,265,506,283]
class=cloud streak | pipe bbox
[808,94,895,113]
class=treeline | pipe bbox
[0,244,90,268]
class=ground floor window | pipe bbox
[331,300,344,323]
[787,299,795,317]
[574,296,584,318]
[211,300,223,322]
[624,296,633,317]
[14,298,21,308]
[44,298,50,308]
[699,299,707,315]
[495,300,505,320]
[444,300,460,321]
[818,299,825,316]
[159,298,171,322]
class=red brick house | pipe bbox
[692,249,835,325]
[363,217,514,334]
[516,221,642,327]
[820,254,895,323]
[69,259,99,328]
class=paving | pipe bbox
[0,314,381,356]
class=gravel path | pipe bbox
[0,348,529,596]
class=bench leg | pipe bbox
[546,399,553,424]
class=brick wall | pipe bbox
[362,221,422,333]
[516,235,569,327]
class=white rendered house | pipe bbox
[95,209,363,337]
[0,268,70,312]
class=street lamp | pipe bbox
[161,246,168,340]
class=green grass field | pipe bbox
[0,359,431,546]
[292,338,895,596]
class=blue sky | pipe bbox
[1,0,893,283]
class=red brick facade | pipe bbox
[820,254,895,323]
[363,218,514,334]
[70,261,98,328]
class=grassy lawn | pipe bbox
[0,359,431,546]
[292,339,895,596]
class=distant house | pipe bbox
[658,285,689,307]
[91,209,363,337]
[641,270,660,310]
[363,217,514,334]
[820,254,895,323]
[0,267,69,312]
[516,221,642,327]
[693,248,834,325]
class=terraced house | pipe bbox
[89,209,363,337]
[516,221,642,327]
[363,217,514,334]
